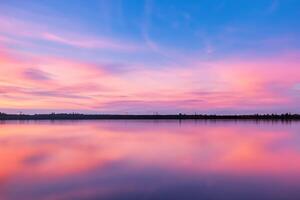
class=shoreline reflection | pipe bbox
[0,121,300,200]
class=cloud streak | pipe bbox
[0,1,300,113]
[0,14,143,53]
[23,68,52,81]
[1,41,300,114]
[42,33,141,52]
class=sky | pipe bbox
[0,0,300,114]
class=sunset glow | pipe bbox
[0,0,300,114]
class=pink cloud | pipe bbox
[42,33,141,52]
[0,46,122,110]
[0,15,142,52]
[2,122,300,181]
[1,35,300,113]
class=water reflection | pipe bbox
[1,120,300,200]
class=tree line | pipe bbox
[0,112,300,120]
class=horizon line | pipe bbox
[1,112,300,121]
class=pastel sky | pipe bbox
[0,0,300,114]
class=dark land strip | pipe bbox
[0,113,300,121]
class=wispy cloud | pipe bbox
[0,15,143,53]
[0,0,300,114]
[42,32,141,52]
[23,68,52,81]
[2,40,300,113]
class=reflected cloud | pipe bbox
[1,121,300,199]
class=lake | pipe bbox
[1,120,300,200]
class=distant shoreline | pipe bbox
[0,113,300,121]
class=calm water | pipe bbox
[1,120,300,200]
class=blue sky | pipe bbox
[0,0,300,114]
